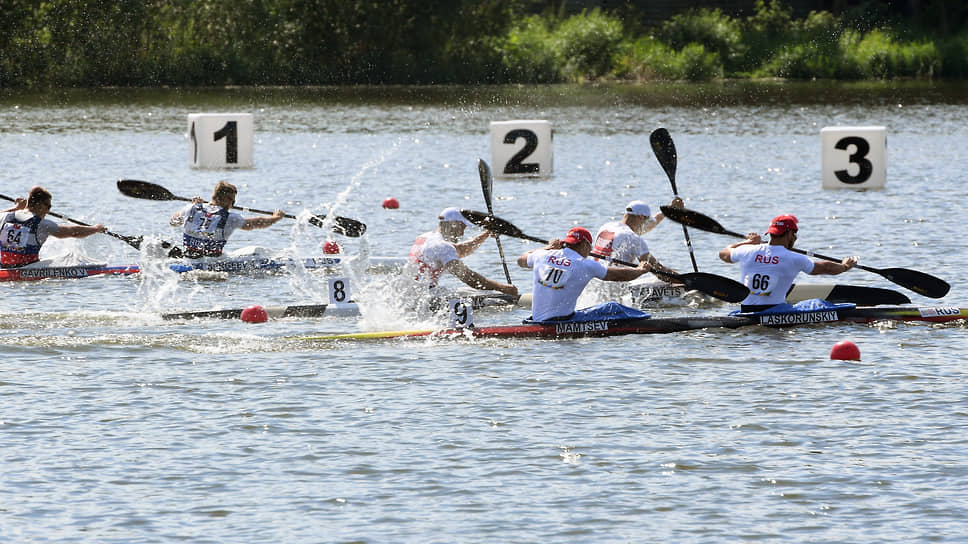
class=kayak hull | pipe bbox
[300,306,967,341]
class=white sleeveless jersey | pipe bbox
[526,247,607,321]
[407,230,459,286]
[729,243,815,306]
[176,203,245,256]
[593,221,649,264]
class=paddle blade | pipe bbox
[650,128,677,191]
[461,209,519,236]
[308,215,367,237]
[164,243,184,259]
[107,231,143,250]
[478,159,494,209]
[117,179,177,201]
[660,206,743,238]
[874,267,950,298]
[670,271,750,303]
[460,209,548,244]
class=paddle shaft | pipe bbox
[479,159,513,285]
[116,179,366,237]
[650,128,699,272]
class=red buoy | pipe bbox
[382,197,400,209]
[322,240,343,254]
[240,305,268,323]
[830,340,861,361]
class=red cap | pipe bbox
[766,214,798,235]
[563,226,593,245]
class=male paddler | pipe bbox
[720,214,858,312]
[170,181,285,258]
[518,226,651,322]
[406,207,517,297]
[1,186,107,268]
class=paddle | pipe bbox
[659,205,951,299]
[478,159,513,285]
[1,193,183,258]
[116,179,366,237]
[650,127,699,272]
[460,209,750,303]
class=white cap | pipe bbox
[439,207,473,226]
[625,200,651,217]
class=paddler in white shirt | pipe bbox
[406,207,518,297]
[169,181,284,258]
[592,197,683,275]
[720,214,858,313]
[517,226,651,322]
[1,186,107,268]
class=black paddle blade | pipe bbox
[308,215,366,237]
[106,232,143,250]
[875,267,950,299]
[117,179,177,201]
[650,128,677,190]
[164,243,184,259]
[674,271,750,303]
[460,209,547,244]
[660,206,743,237]
[461,209,518,236]
[479,159,494,207]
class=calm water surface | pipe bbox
[1,82,966,542]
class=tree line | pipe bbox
[1,0,966,88]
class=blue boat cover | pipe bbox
[730,298,856,317]
[525,302,650,324]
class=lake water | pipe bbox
[1,82,967,542]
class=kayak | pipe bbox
[162,303,359,320]
[297,305,967,341]
[0,264,140,282]
[167,255,405,274]
[0,255,405,282]
[162,291,519,320]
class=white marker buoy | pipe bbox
[188,113,254,169]
[821,126,886,190]
[490,120,553,178]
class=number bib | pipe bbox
[182,204,230,256]
[1,214,42,266]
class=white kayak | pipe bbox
[166,246,405,275]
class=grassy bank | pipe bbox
[1,0,966,87]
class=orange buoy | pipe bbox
[830,340,861,361]
[240,305,268,323]
[382,197,399,209]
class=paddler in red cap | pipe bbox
[719,214,858,312]
[518,226,651,322]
